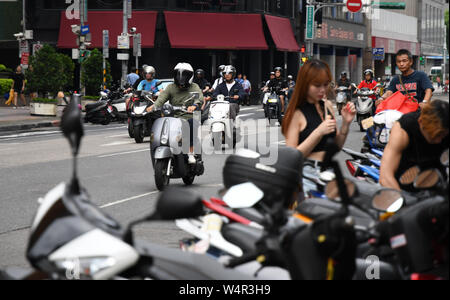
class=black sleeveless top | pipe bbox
[396,111,449,185]
[298,102,336,153]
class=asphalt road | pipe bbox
[0,105,365,269]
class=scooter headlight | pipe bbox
[53,257,116,280]
[161,120,170,145]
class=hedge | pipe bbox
[0,79,13,95]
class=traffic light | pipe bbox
[419,56,426,66]
[301,45,306,54]
[79,50,91,63]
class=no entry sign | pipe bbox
[346,0,363,13]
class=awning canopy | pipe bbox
[265,15,300,52]
[57,11,157,49]
[164,11,268,50]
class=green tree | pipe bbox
[59,53,75,91]
[81,48,112,96]
[27,44,65,97]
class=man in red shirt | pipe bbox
[357,69,378,99]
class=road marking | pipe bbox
[100,191,160,208]
[108,134,129,138]
[0,130,60,139]
[101,141,135,147]
[236,113,254,119]
[98,148,148,158]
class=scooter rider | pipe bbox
[267,67,288,113]
[137,66,162,93]
[149,63,204,164]
[356,69,378,114]
[213,65,245,121]
[336,71,352,101]
[193,69,211,94]
[211,65,226,91]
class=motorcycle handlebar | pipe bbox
[226,252,260,268]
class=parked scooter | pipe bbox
[84,98,115,125]
[150,98,205,191]
[206,95,237,150]
[353,83,382,132]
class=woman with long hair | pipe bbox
[282,59,356,164]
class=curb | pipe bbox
[0,120,61,133]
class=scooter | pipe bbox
[265,87,283,126]
[150,99,205,191]
[353,83,381,132]
[206,95,237,150]
[0,94,257,281]
[84,98,115,125]
[336,86,350,115]
[129,90,158,144]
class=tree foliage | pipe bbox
[81,48,112,96]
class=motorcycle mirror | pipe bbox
[222,183,264,209]
[325,179,356,202]
[441,149,449,167]
[399,166,420,185]
[372,189,404,213]
[149,187,204,221]
[413,169,440,189]
[61,94,84,157]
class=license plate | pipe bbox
[268,99,278,103]
[107,106,113,113]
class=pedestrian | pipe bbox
[11,66,27,109]
[236,74,244,85]
[436,76,441,89]
[283,59,356,164]
[377,49,434,110]
[127,67,140,87]
[242,75,252,106]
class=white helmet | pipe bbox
[174,63,194,88]
[143,65,156,75]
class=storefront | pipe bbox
[313,18,367,83]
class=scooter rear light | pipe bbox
[346,160,357,176]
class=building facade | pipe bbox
[1,0,304,96]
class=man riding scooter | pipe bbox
[266,67,288,114]
[149,63,204,165]
[213,65,245,122]
[355,69,378,115]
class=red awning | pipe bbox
[164,11,268,50]
[57,11,157,49]
[265,15,300,52]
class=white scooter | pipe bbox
[335,86,350,115]
[206,95,237,150]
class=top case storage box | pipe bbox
[223,147,303,208]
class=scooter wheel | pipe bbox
[128,119,134,138]
[134,125,144,143]
[182,174,195,186]
[155,159,170,191]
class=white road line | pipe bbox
[98,149,148,158]
[100,191,160,208]
[0,130,59,139]
[236,113,254,118]
[101,141,135,147]
[108,134,129,138]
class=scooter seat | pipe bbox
[111,98,125,105]
[85,101,106,111]
[221,223,263,253]
[232,208,265,225]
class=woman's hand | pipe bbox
[316,115,337,136]
[341,102,356,124]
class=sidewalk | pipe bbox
[0,106,64,133]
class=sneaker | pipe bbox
[13,107,17,110]
[188,154,197,165]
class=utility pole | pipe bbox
[121,0,129,88]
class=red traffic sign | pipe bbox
[346,0,363,13]
[21,52,30,66]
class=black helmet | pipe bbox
[195,69,205,77]
[174,63,194,89]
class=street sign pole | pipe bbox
[103,30,109,90]
[305,5,315,59]
[121,0,129,89]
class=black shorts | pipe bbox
[13,88,23,94]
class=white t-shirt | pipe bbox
[226,82,235,92]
